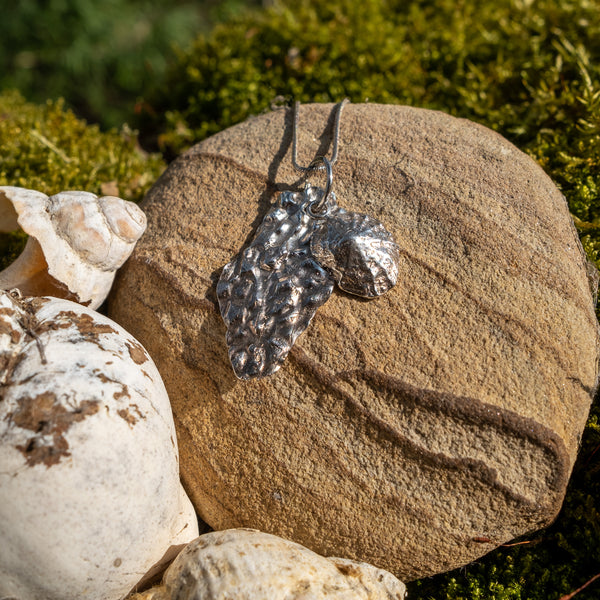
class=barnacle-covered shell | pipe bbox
[0,186,146,308]
[134,529,406,600]
[0,290,198,600]
[311,208,399,297]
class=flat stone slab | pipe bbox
[109,103,600,580]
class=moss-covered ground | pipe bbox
[1,0,599,597]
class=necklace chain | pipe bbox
[291,98,349,172]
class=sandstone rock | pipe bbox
[108,103,600,580]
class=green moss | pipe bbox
[0,90,164,198]
[0,90,165,270]
[0,231,27,273]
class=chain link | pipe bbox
[291,98,349,172]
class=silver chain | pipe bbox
[291,98,349,172]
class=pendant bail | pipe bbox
[306,156,333,217]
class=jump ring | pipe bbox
[306,156,333,216]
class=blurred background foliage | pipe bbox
[1,1,599,598]
[0,0,263,128]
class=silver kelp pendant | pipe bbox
[217,183,399,379]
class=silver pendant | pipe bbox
[217,183,399,379]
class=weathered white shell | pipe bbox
[0,291,199,600]
[0,186,146,308]
[134,529,406,600]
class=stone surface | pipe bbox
[108,103,600,580]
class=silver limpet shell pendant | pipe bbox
[217,183,399,380]
[311,206,399,298]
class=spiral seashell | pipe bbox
[311,209,399,298]
[133,529,406,600]
[0,186,146,308]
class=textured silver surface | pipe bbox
[217,186,335,379]
[311,210,399,297]
[217,185,398,379]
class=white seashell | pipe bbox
[0,291,199,600]
[0,186,147,309]
[134,528,406,600]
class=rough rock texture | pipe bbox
[109,104,600,580]
[135,528,406,600]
